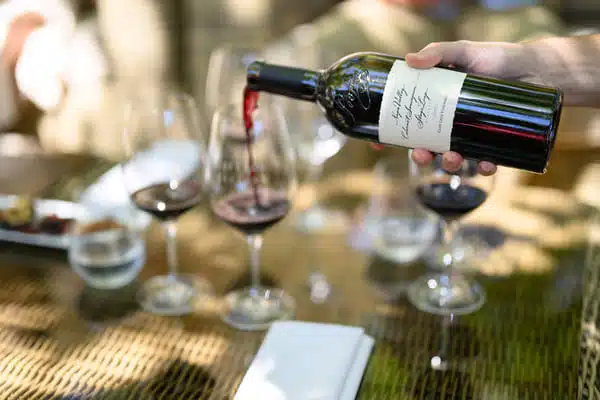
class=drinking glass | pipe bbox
[407,155,495,315]
[69,218,145,290]
[207,102,297,331]
[366,155,438,264]
[122,87,211,315]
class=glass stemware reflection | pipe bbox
[207,102,297,331]
[408,155,495,315]
[122,87,211,316]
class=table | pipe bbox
[0,155,596,399]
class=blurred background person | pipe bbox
[0,0,75,133]
[0,0,168,160]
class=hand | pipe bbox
[3,13,46,69]
[2,12,46,108]
[406,40,540,175]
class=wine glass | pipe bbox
[282,24,348,233]
[207,102,297,331]
[205,44,264,119]
[407,154,495,315]
[122,87,211,315]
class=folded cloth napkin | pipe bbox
[235,321,375,400]
[79,139,201,229]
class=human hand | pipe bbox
[2,12,46,110]
[405,40,542,175]
[3,13,46,70]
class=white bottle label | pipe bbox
[378,60,466,153]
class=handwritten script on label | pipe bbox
[379,60,466,153]
[390,72,434,140]
[333,67,371,126]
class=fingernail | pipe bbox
[480,162,496,174]
[443,152,458,164]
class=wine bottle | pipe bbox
[246,52,563,173]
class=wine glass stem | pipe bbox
[441,219,459,274]
[164,221,179,278]
[308,161,323,184]
[306,161,324,277]
[307,161,324,209]
[247,234,263,294]
[434,314,454,370]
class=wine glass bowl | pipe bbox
[207,102,297,331]
[408,155,495,316]
[205,45,264,119]
[122,88,211,316]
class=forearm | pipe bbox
[525,34,600,108]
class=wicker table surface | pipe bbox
[0,155,595,399]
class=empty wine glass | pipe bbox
[283,24,348,233]
[207,102,297,331]
[408,155,495,315]
[122,86,211,315]
[366,155,438,264]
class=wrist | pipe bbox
[524,35,600,107]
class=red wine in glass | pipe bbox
[131,179,203,220]
[212,190,289,236]
[416,182,487,221]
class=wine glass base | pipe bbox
[221,287,295,331]
[137,275,212,316]
[295,206,348,234]
[407,274,485,316]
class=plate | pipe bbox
[0,195,90,249]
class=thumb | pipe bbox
[406,41,470,69]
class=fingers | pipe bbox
[406,41,470,70]
[411,148,497,175]
[477,161,497,176]
[370,143,385,151]
[411,149,463,172]
[441,151,464,173]
[411,148,434,166]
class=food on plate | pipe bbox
[0,196,75,235]
[77,219,124,234]
[0,196,34,228]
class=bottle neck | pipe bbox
[246,61,319,102]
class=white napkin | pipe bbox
[79,139,201,228]
[235,321,375,400]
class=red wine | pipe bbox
[212,191,289,235]
[131,180,202,220]
[246,52,563,173]
[416,183,487,220]
[243,86,261,206]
